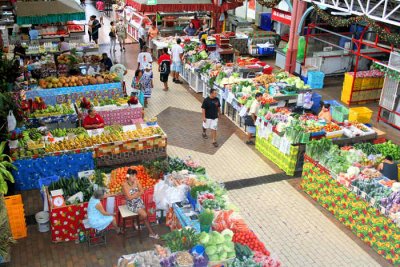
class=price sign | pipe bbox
[352,186,358,194]
[370,198,376,206]
[272,133,281,148]
[239,106,247,117]
[266,123,273,133]
[279,137,291,155]
[361,191,367,199]
[380,206,386,214]
[226,92,234,104]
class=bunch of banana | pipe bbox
[51,128,67,137]
[27,128,43,141]
[104,125,123,135]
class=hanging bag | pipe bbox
[7,110,16,131]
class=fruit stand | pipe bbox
[26,80,124,105]
[11,124,167,190]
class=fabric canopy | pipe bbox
[126,0,242,12]
[16,0,86,25]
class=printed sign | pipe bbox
[271,8,292,25]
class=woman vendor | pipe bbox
[122,169,159,239]
[377,155,399,181]
[318,103,332,123]
[87,188,120,232]
[83,108,105,129]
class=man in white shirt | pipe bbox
[170,38,184,84]
[137,46,153,70]
[245,92,262,145]
[138,22,146,50]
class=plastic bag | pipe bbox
[297,36,306,60]
[166,184,188,207]
[154,180,169,211]
[7,111,16,131]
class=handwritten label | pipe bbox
[361,191,367,198]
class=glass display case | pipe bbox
[123,7,155,41]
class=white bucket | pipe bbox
[35,211,50,233]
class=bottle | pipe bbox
[79,228,86,243]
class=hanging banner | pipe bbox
[147,0,157,5]
[271,8,291,26]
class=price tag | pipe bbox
[226,92,235,104]
[370,198,376,206]
[266,123,273,133]
[380,206,386,214]
[239,106,247,117]
[279,137,291,155]
[352,186,358,194]
[361,191,367,199]
[272,133,281,148]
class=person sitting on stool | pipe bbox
[87,188,120,232]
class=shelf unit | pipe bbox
[377,52,400,130]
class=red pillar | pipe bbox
[285,0,307,73]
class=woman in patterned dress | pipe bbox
[122,169,159,239]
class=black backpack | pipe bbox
[160,60,170,75]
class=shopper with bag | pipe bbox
[116,19,127,51]
[245,92,262,145]
[109,21,117,53]
[202,89,221,147]
[90,15,101,44]
[158,47,171,91]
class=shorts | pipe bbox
[203,118,218,130]
[139,38,145,50]
[247,126,256,135]
[160,73,169,83]
[171,61,182,73]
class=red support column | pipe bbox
[285,0,307,73]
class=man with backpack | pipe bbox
[90,15,101,44]
[158,47,171,91]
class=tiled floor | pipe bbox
[8,1,396,266]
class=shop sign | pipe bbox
[271,8,291,26]
[147,0,157,5]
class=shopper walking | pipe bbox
[131,69,143,95]
[141,63,154,106]
[147,22,159,55]
[90,15,101,44]
[171,38,184,84]
[138,22,147,50]
[201,89,221,147]
[137,45,152,70]
[109,21,117,53]
[158,47,171,91]
[245,92,262,145]
[87,17,93,42]
[116,18,127,51]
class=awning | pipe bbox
[126,0,242,13]
[16,0,86,25]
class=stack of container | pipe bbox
[341,70,384,104]
[5,194,27,239]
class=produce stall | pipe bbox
[11,123,167,189]
[115,157,281,267]
[45,165,158,242]
[25,80,123,105]
[300,138,400,264]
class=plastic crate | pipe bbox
[332,106,349,122]
[349,107,373,123]
[308,81,324,89]
[324,100,342,107]
[4,195,23,207]
[307,71,325,83]
[257,47,274,55]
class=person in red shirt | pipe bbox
[191,14,201,30]
[158,47,171,91]
[83,109,105,129]
[96,0,105,25]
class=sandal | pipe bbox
[149,233,159,239]
[212,142,219,147]
[202,133,208,139]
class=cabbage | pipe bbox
[214,232,225,244]
[347,166,360,177]
[219,252,227,260]
[227,252,236,259]
[221,229,234,238]
[205,245,217,256]
[209,255,219,262]
[224,241,235,252]
[199,232,210,244]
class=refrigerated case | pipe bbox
[123,7,155,41]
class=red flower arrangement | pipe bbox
[80,97,91,109]
[127,96,138,105]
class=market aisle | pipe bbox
[228,182,382,267]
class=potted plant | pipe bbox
[198,209,214,233]
[0,141,16,263]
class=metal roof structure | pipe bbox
[301,0,400,27]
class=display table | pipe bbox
[25,83,124,105]
[301,156,400,264]
[88,103,143,126]
[12,151,95,191]
[255,133,300,176]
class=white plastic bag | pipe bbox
[153,180,170,211]
[7,111,16,132]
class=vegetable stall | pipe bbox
[115,157,281,267]
[301,139,400,264]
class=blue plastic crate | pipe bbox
[323,100,342,107]
[308,71,325,82]
[258,47,274,55]
[260,13,272,31]
[311,93,322,113]
[187,191,197,210]
[308,81,324,89]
